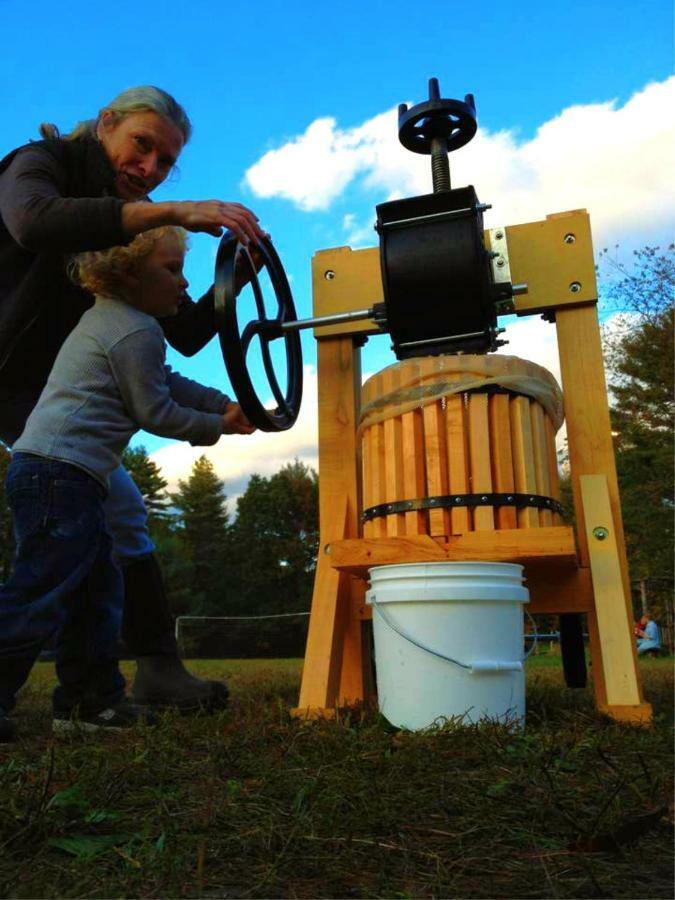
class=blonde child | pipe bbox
[0,227,253,741]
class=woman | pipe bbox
[0,85,263,712]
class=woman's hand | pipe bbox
[222,402,256,435]
[174,200,264,243]
[121,199,264,244]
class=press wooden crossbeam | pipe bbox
[326,526,578,577]
[312,210,597,338]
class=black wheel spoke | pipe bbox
[250,270,267,320]
[241,320,263,356]
[260,339,287,410]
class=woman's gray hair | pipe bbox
[39,86,192,143]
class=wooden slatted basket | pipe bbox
[360,355,565,539]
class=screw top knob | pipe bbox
[398,78,477,155]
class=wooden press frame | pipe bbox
[293,209,651,724]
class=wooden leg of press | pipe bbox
[585,604,608,709]
[293,497,353,718]
[337,577,370,707]
[293,551,346,717]
[580,475,652,724]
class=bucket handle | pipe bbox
[370,599,538,674]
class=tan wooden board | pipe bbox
[381,364,406,536]
[422,394,451,537]
[531,404,553,527]
[296,338,367,712]
[510,397,540,528]
[595,703,653,724]
[544,414,563,526]
[326,526,578,577]
[468,392,494,531]
[311,210,597,337]
[401,407,427,535]
[580,474,643,707]
[489,393,518,529]
[297,496,350,711]
[446,391,471,534]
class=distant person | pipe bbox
[0,226,255,742]
[636,612,661,655]
[0,86,264,713]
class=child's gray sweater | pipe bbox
[15,296,230,488]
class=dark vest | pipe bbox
[0,137,119,387]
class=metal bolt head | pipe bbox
[324,270,336,281]
[564,233,576,244]
[569,281,582,293]
[496,258,506,268]
[593,526,609,541]
[495,230,504,240]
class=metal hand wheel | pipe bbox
[398,79,477,155]
[214,232,303,432]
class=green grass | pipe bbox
[1,656,673,899]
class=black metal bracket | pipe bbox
[362,492,564,523]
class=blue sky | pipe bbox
[2,0,673,497]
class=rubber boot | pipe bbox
[132,655,229,713]
[121,554,229,713]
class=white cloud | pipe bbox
[245,117,378,212]
[151,365,319,511]
[245,78,675,249]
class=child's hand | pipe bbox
[222,402,256,435]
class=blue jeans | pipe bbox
[0,453,126,714]
[106,465,155,562]
[0,390,173,656]
[0,388,154,562]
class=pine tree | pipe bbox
[121,445,171,530]
[170,455,230,609]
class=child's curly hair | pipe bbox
[69,225,188,297]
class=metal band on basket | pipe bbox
[362,492,564,523]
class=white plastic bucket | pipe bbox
[366,562,530,730]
